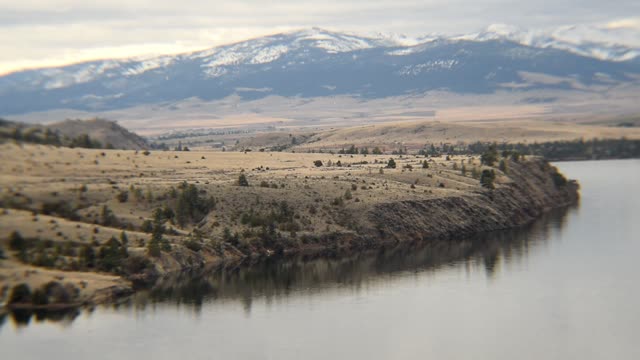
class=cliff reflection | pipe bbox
[130,205,573,312]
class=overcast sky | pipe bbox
[1,0,639,74]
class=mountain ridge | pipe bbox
[1,27,639,117]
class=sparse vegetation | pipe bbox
[0,134,579,305]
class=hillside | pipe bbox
[0,118,149,150]
[231,119,640,153]
[0,142,577,307]
[47,118,149,150]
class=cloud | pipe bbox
[605,17,640,30]
[0,0,639,74]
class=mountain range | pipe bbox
[1,27,639,117]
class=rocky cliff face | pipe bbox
[366,159,578,244]
[136,158,579,284]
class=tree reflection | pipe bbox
[130,204,573,312]
[0,204,573,329]
[2,307,80,329]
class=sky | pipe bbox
[1,0,639,75]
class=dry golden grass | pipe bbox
[0,142,508,301]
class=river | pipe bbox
[1,160,639,359]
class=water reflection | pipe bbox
[1,307,80,329]
[131,205,573,312]
[1,205,573,328]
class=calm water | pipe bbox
[1,160,639,359]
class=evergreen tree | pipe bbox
[481,143,498,166]
[499,159,508,173]
[386,159,397,169]
[238,173,249,187]
[480,169,496,189]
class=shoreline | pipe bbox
[0,150,579,310]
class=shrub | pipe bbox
[32,288,49,305]
[386,159,396,169]
[41,201,79,220]
[141,220,153,233]
[8,283,32,304]
[79,245,96,268]
[101,205,119,227]
[499,159,508,173]
[174,183,216,227]
[184,239,203,252]
[471,167,480,179]
[122,255,152,275]
[120,231,129,246]
[97,237,128,272]
[148,217,169,257]
[552,172,567,187]
[313,160,323,167]
[481,144,498,166]
[9,231,26,251]
[344,189,353,200]
[260,180,270,188]
[116,191,129,203]
[43,281,73,304]
[238,174,249,187]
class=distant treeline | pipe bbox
[310,138,639,161]
[466,138,640,161]
[0,121,110,149]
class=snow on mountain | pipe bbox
[191,28,393,78]
[123,56,175,76]
[7,26,639,90]
[1,26,640,116]
[459,24,640,61]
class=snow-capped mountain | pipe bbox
[460,24,640,61]
[1,27,639,116]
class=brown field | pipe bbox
[229,118,640,153]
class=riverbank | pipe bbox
[0,143,578,308]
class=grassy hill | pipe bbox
[0,118,149,150]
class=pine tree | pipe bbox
[481,144,498,166]
[480,169,496,189]
[386,159,397,169]
[499,159,508,173]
